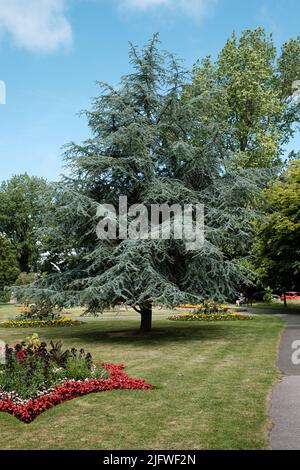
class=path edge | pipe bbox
[266,317,287,449]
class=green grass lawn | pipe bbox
[0,315,284,450]
[0,303,19,319]
[251,302,300,313]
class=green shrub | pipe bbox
[64,353,108,381]
[263,287,273,303]
[17,300,63,321]
[193,300,229,315]
[64,357,95,381]
[0,290,10,303]
[15,272,36,286]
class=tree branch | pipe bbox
[133,306,142,314]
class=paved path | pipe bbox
[245,308,300,449]
[267,313,300,450]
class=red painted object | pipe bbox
[281,292,300,301]
[0,364,153,423]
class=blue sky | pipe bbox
[0,0,299,182]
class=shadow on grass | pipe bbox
[34,318,267,347]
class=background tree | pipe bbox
[255,159,300,304]
[19,36,271,332]
[184,28,300,168]
[0,174,51,272]
[0,235,20,301]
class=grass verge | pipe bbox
[251,302,300,313]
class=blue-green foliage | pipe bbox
[16,35,273,323]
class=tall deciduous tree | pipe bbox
[0,235,20,294]
[255,159,300,302]
[185,28,300,168]
[0,174,50,272]
[20,36,270,332]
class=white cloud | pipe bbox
[0,0,72,53]
[118,0,216,18]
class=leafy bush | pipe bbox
[0,235,20,293]
[17,300,64,321]
[263,287,273,303]
[65,357,95,381]
[48,340,72,367]
[15,272,36,286]
[193,300,229,315]
[0,290,10,303]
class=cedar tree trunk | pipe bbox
[140,303,152,333]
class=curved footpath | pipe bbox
[248,308,300,450]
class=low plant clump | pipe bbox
[176,300,229,313]
[0,334,152,422]
[168,312,253,321]
[16,300,66,320]
[1,300,83,327]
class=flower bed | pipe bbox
[0,364,152,423]
[0,317,82,328]
[168,313,253,321]
[176,302,229,312]
[0,334,153,422]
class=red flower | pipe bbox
[0,364,153,423]
[16,350,25,364]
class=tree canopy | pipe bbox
[0,235,20,295]
[19,35,272,331]
[0,174,50,272]
[184,28,300,168]
[255,159,300,296]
